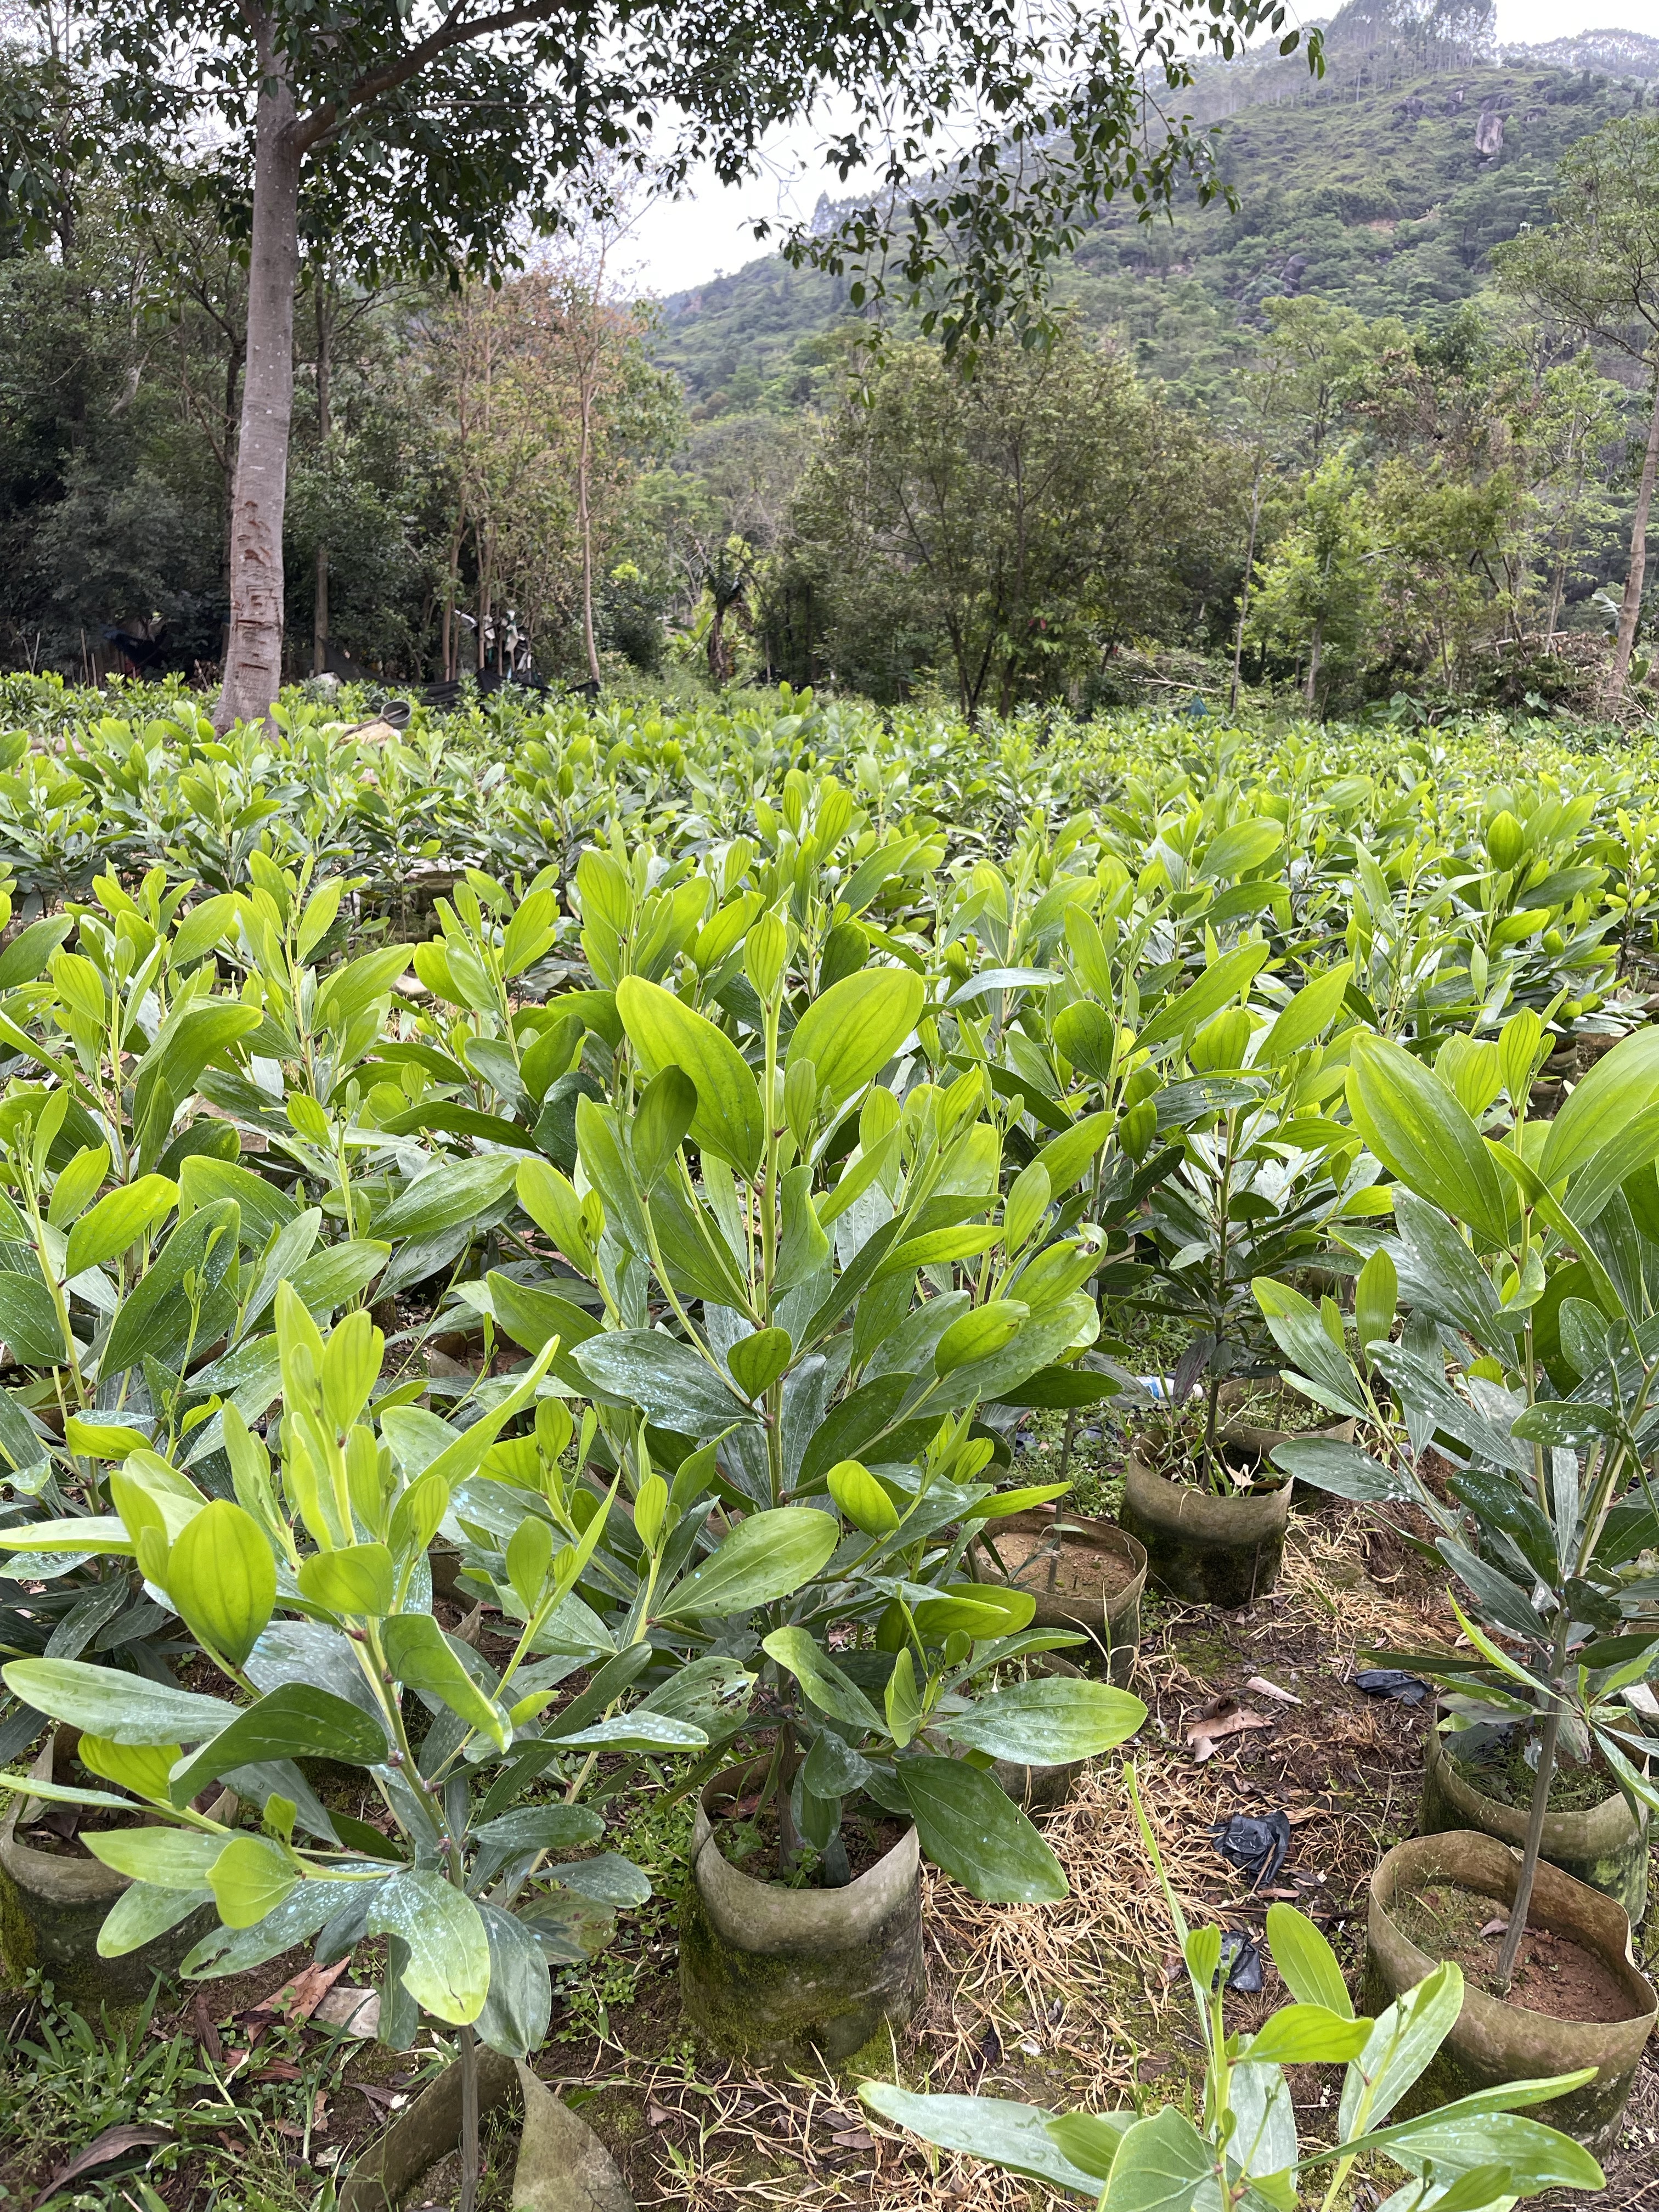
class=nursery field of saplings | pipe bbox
[2,676,1659,2211]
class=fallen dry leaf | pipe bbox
[32,2124,173,2210]
[251,1957,349,2027]
[312,1985,380,2039]
[1185,1700,1273,1760]
[1246,1675,1302,1706]
[646,2102,675,2128]
[1480,1917,1510,1939]
[832,2128,876,2152]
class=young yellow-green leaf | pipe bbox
[935,1301,1027,1374]
[47,1142,111,1231]
[913,1584,1036,1638]
[614,976,764,1175]
[885,1645,922,1747]
[78,1736,182,1801]
[65,1175,178,1279]
[296,1543,396,1618]
[727,1328,793,1401]
[210,1834,300,1928]
[83,1827,228,1888]
[786,968,924,1108]
[167,1499,275,1666]
[827,1458,900,1537]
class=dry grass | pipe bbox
[539,1498,1587,2210]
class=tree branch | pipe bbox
[294,1,565,155]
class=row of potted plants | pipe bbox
[0,703,1654,2200]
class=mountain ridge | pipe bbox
[650,7,1659,420]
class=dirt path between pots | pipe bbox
[517,1500,1659,2210]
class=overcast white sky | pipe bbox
[625,0,1656,296]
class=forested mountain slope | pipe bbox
[653,12,1659,420]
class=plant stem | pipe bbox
[458,2021,480,2212]
[1495,1696,1563,1991]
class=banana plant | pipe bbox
[1258,1015,1659,1990]
[863,1767,1603,2212]
[0,1288,708,2212]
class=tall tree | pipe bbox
[6,0,1317,728]
[1494,116,1659,707]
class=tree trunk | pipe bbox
[577,357,601,686]
[313,273,331,679]
[1231,454,1265,714]
[1304,617,1324,709]
[216,10,300,732]
[1606,361,1659,709]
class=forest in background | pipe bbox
[3,0,1659,722]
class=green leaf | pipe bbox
[727,1327,792,1400]
[1347,1036,1513,1251]
[66,1175,178,1278]
[1137,942,1269,1054]
[168,1684,389,1804]
[786,969,924,1108]
[0,915,75,990]
[102,1199,240,1376]
[1099,2107,1215,2212]
[1339,1961,1464,2135]
[1539,1025,1659,1190]
[574,1330,757,1438]
[0,1514,134,1555]
[633,1065,698,1188]
[1035,1113,1116,1193]
[97,1882,213,1959]
[1246,2004,1371,2064]
[761,1626,887,1733]
[166,1499,275,1666]
[0,1269,67,1366]
[376,1155,518,1241]
[658,1507,839,1618]
[616,976,764,1175]
[209,1835,298,1928]
[3,1656,231,1745]
[857,2087,1105,2198]
[1265,1902,1352,2016]
[83,1828,228,1887]
[898,1756,1068,1902]
[296,1543,396,1617]
[1044,2112,1135,2182]
[382,1612,508,1750]
[365,1869,490,2026]
[942,1678,1146,1763]
[1260,962,1353,1065]
[935,1301,1028,1374]
[476,1898,552,2058]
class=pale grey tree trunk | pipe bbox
[1607,362,1659,708]
[216,11,300,732]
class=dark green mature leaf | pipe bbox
[4,1656,231,1744]
[1271,1437,1420,1504]
[763,1626,887,1733]
[898,1755,1067,1901]
[1093,2107,1214,2211]
[476,1899,553,2057]
[575,1329,757,1437]
[0,1270,67,1365]
[658,1508,839,1618]
[365,1869,490,2024]
[169,1685,388,1803]
[103,1199,240,1376]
